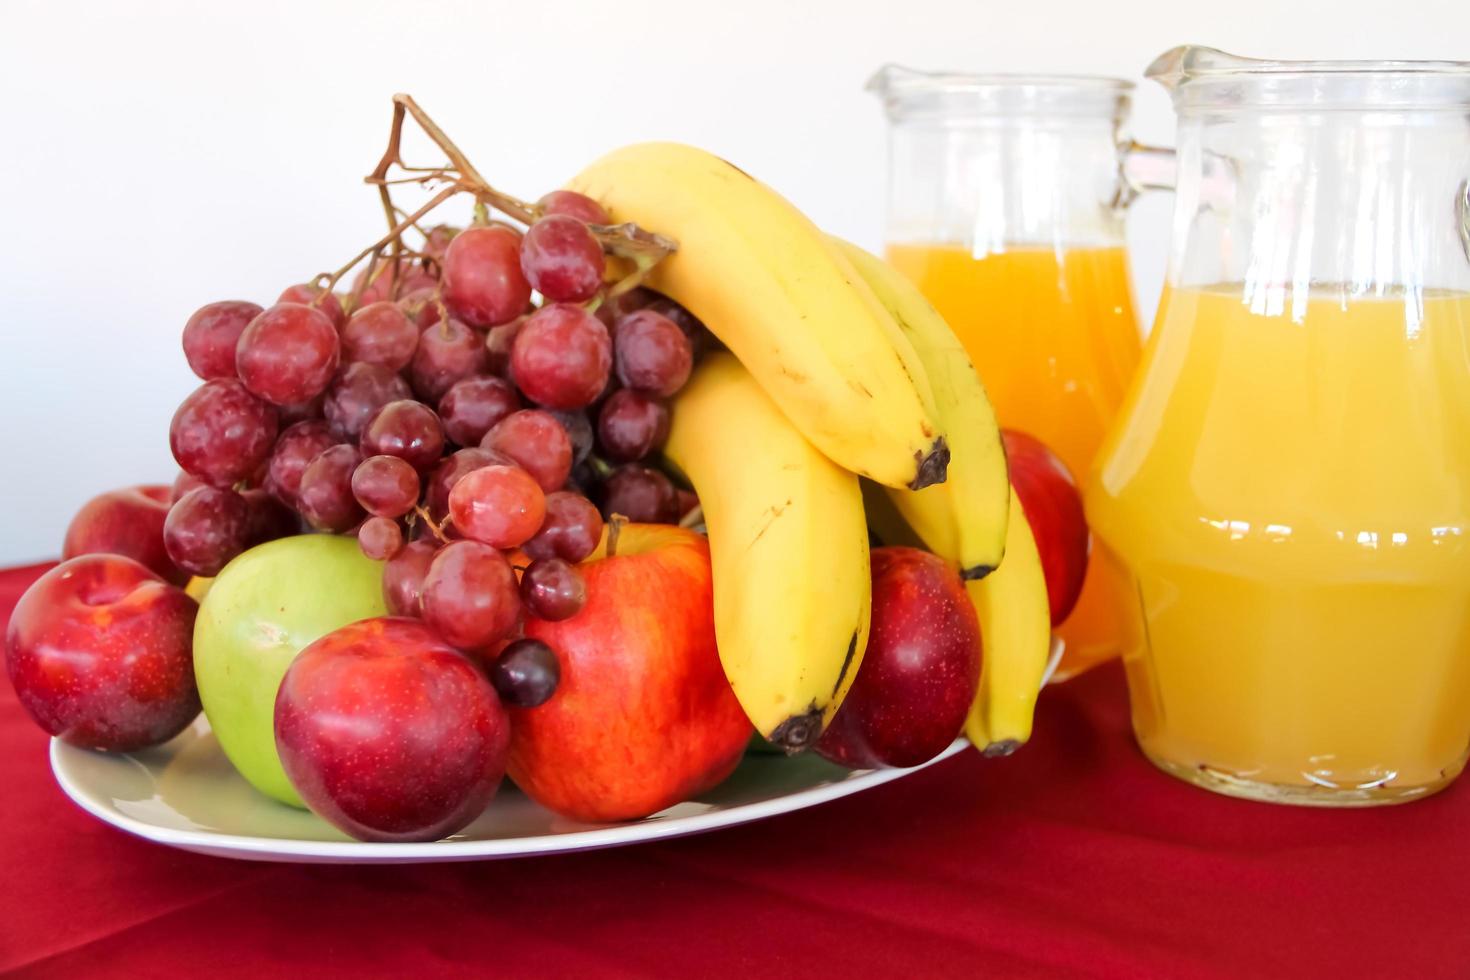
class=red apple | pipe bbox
[817,546,980,769]
[62,484,185,585]
[274,617,510,842]
[508,524,751,822]
[1002,430,1090,626]
[5,554,200,750]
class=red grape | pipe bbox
[438,376,520,447]
[601,465,678,523]
[170,379,279,488]
[172,471,207,503]
[298,444,365,532]
[420,540,521,649]
[351,454,420,518]
[520,215,604,303]
[614,309,693,397]
[488,638,560,707]
[182,301,263,381]
[441,225,531,329]
[164,486,250,577]
[509,304,611,410]
[323,362,413,442]
[357,516,404,560]
[425,447,507,521]
[265,420,336,508]
[520,558,586,621]
[549,410,595,466]
[597,389,670,462]
[423,224,459,262]
[360,400,445,471]
[480,409,572,493]
[351,260,437,308]
[399,287,443,330]
[537,190,609,225]
[241,487,299,545]
[277,395,325,426]
[340,301,419,372]
[484,318,523,376]
[278,283,346,330]
[448,465,546,549]
[524,491,604,563]
[236,303,341,406]
[411,318,488,403]
[383,538,439,616]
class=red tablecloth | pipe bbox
[2,560,1467,978]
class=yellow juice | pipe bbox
[884,244,1142,675]
[1088,284,1470,802]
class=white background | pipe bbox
[1,0,1466,564]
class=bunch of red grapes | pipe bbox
[167,189,702,704]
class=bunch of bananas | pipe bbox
[572,143,1052,755]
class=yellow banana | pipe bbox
[831,237,1009,579]
[570,143,949,490]
[665,352,870,752]
[837,244,1047,754]
[964,488,1052,754]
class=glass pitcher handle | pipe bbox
[1458,180,1470,265]
[1112,140,1176,210]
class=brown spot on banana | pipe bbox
[908,436,950,490]
[960,563,996,582]
[768,706,824,755]
[831,631,859,699]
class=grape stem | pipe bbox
[412,505,451,544]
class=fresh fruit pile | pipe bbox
[4,95,1092,844]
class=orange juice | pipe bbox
[885,244,1142,675]
[1088,284,1470,803]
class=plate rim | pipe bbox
[50,734,966,863]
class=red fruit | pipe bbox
[351,454,420,518]
[297,444,365,533]
[164,485,252,577]
[274,617,510,843]
[170,379,279,488]
[440,225,531,328]
[5,555,200,751]
[425,447,507,522]
[236,303,341,406]
[241,487,299,546]
[817,547,981,769]
[382,538,439,616]
[357,516,404,560]
[182,300,263,380]
[322,362,413,441]
[411,318,488,404]
[171,472,207,503]
[524,491,603,564]
[351,261,437,308]
[448,465,546,549]
[613,309,693,397]
[509,303,611,410]
[597,389,670,462]
[601,465,678,524]
[340,300,420,372]
[360,400,445,472]
[63,485,184,585]
[264,420,335,508]
[520,215,605,303]
[277,283,346,330]
[439,375,520,447]
[537,190,610,225]
[480,409,572,492]
[510,525,751,822]
[420,540,522,649]
[1002,430,1090,626]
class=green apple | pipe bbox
[194,534,387,807]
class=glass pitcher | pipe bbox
[868,66,1166,678]
[1088,46,1470,806]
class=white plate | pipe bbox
[50,641,1061,864]
[50,718,965,864]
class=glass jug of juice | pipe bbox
[869,66,1165,678]
[1088,46,1470,805]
